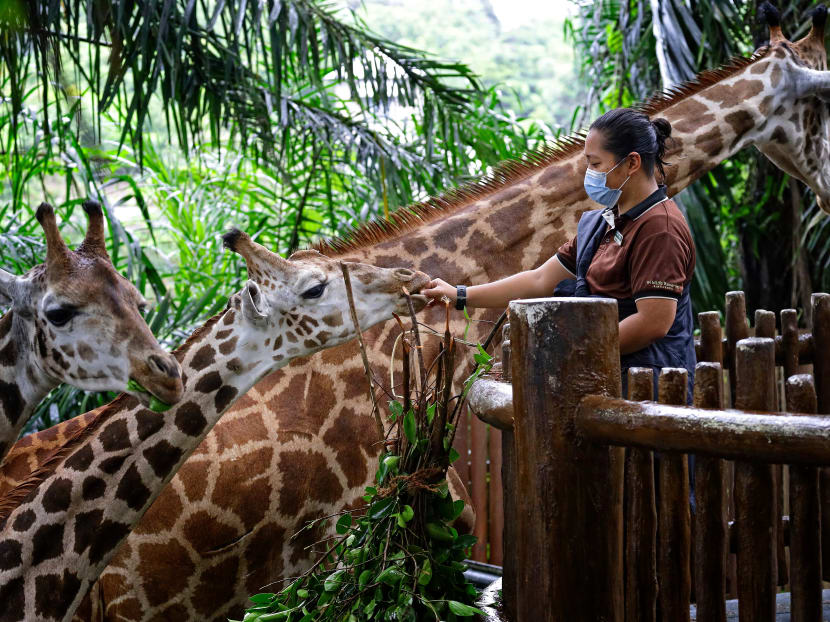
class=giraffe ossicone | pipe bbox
[0,228,429,622]
[0,201,183,465]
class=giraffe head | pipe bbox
[222,229,430,358]
[0,201,183,406]
[748,3,830,212]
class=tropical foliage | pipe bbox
[0,0,544,431]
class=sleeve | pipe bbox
[555,236,577,277]
[628,232,691,301]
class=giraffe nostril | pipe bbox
[394,268,415,281]
[148,354,179,378]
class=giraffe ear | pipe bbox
[241,280,270,324]
[0,268,21,307]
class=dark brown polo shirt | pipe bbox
[555,186,695,302]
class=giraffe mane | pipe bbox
[0,309,229,524]
[314,46,772,257]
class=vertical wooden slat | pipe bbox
[499,322,516,620]
[699,309,737,599]
[812,294,830,581]
[692,362,727,622]
[470,416,488,562]
[501,426,517,621]
[656,368,691,622]
[725,292,750,406]
[724,292,748,599]
[734,337,777,621]
[755,309,788,587]
[624,368,657,622]
[781,310,800,380]
[453,409,471,501]
[510,298,623,622]
[488,426,503,565]
[786,374,822,622]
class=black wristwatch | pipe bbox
[455,285,467,310]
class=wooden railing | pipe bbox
[467,293,830,622]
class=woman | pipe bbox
[423,108,696,398]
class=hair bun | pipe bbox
[651,117,672,140]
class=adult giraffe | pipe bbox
[0,201,182,464]
[0,230,429,621]
[4,5,830,621]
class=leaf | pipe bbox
[403,409,417,444]
[447,601,486,617]
[336,513,352,534]
[388,400,403,421]
[248,593,275,605]
[449,447,460,463]
[401,505,414,522]
[369,497,396,520]
[324,569,346,592]
[358,570,373,588]
[417,559,432,585]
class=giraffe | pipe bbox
[0,200,182,464]
[0,228,429,621]
[4,6,830,621]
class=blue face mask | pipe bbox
[583,158,631,207]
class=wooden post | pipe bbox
[656,369,691,622]
[786,374,822,622]
[755,309,788,587]
[488,426,504,565]
[692,362,727,622]
[781,310,800,380]
[734,337,777,621]
[499,322,517,620]
[812,294,830,581]
[698,310,736,599]
[510,298,623,622]
[624,368,657,622]
[725,292,749,406]
[470,416,488,561]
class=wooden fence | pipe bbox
[467,292,830,622]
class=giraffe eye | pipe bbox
[45,306,77,327]
[301,283,326,300]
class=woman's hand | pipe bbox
[422,278,456,305]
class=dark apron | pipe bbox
[554,208,696,403]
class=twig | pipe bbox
[402,287,426,392]
[340,262,383,438]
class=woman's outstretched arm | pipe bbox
[422,254,574,309]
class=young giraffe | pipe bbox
[0,229,429,621]
[6,7,830,621]
[0,201,182,464]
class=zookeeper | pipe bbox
[422,107,697,401]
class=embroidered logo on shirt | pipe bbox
[646,279,682,293]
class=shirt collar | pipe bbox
[602,185,668,228]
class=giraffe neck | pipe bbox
[0,295,302,621]
[0,311,54,462]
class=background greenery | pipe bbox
[3,0,830,433]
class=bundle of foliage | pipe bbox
[239,284,499,621]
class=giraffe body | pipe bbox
[5,10,830,621]
[0,231,428,621]
[0,201,182,464]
